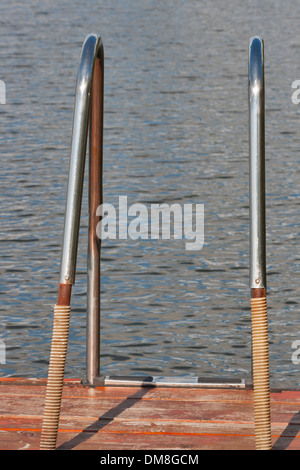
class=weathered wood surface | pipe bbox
[0,378,300,450]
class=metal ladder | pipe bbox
[40,34,271,450]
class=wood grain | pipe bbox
[0,379,299,450]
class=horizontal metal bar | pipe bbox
[91,375,247,389]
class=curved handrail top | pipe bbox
[59,33,104,285]
[76,33,104,98]
[249,36,264,96]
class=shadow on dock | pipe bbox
[272,410,300,450]
[56,387,151,450]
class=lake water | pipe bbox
[1,0,300,387]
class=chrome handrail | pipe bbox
[248,36,272,451]
[40,33,104,450]
[59,33,104,385]
[249,36,266,290]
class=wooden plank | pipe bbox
[0,429,255,450]
[1,421,300,451]
[0,383,254,399]
[1,382,300,405]
[0,378,81,385]
[0,394,256,421]
[270,390,300,404]
[57,430,257,450]
[2,395,300,424]
[2,425,299,451]
[2,413,300,439]
[1,396,300,428]
[0,386,255,402]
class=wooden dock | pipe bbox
[1,378,300,450]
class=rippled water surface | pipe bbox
[1,0,300,387]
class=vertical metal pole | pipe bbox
[249,36,272,450]
[249,36,266,292]
[87,49,104,385]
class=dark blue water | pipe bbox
[1,0,300,387]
